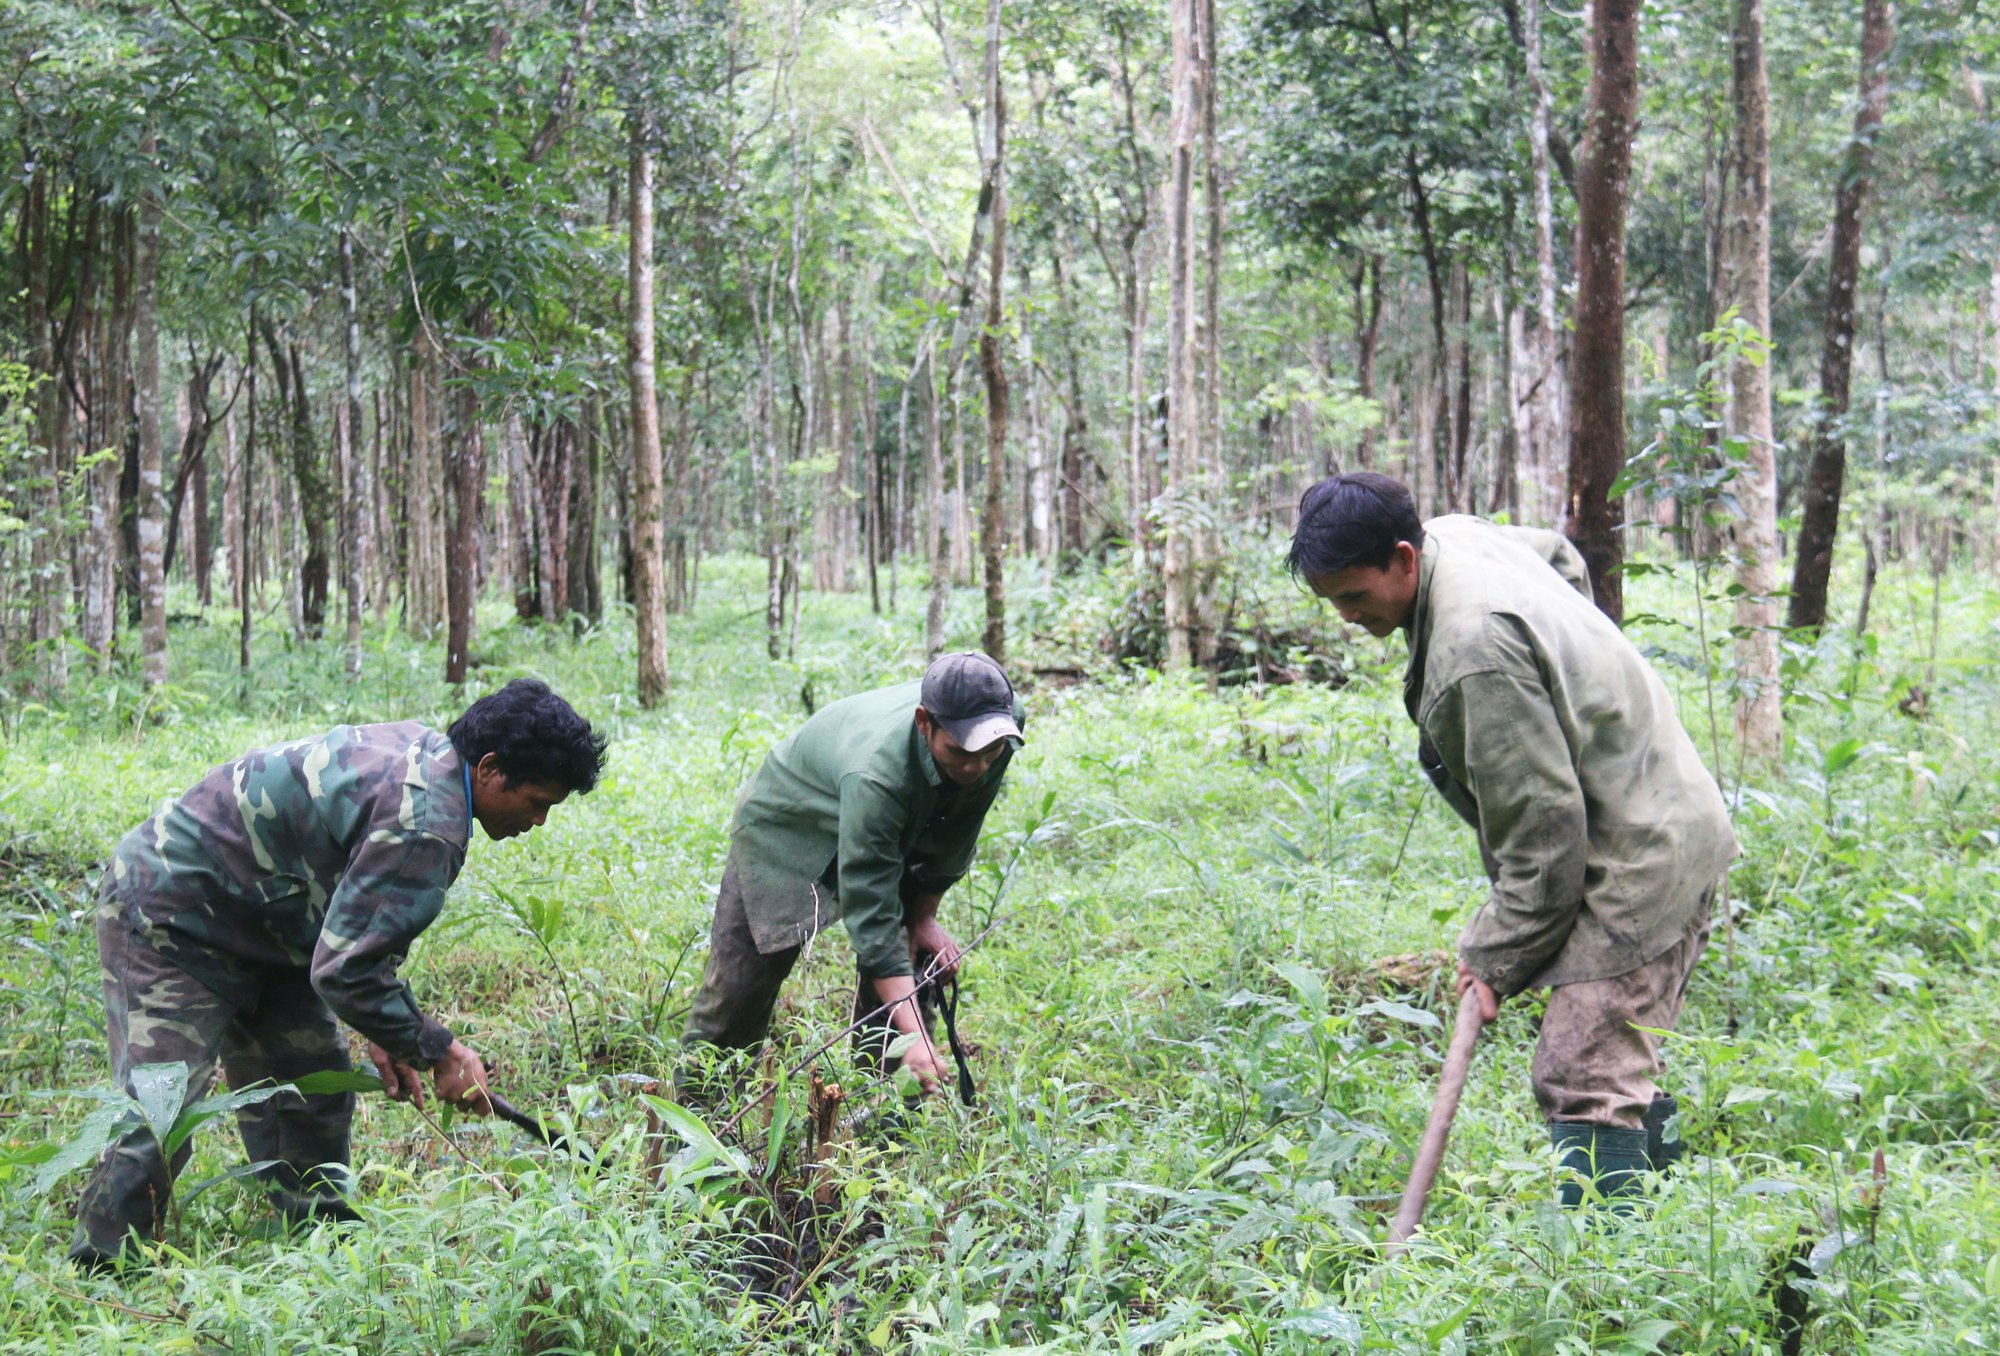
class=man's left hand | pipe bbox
[909,919,963,979]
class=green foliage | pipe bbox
[0,556,1992,1349]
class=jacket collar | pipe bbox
[1402,530,1446,714]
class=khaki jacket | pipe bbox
[1405,516,1738,995]
[729,680,1020,978]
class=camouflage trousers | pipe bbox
[1532,903,1713,1129]
[680,855,935,1095]
[72,902,356,1261]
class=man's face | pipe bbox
[916,710,1008,787]
[1306,540,1421,638]
[470,754,572,840]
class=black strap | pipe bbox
[916,951,978,1107]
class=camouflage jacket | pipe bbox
[1405,516,1739,996]
[729,680,1021,979]
[102,722,470,1063]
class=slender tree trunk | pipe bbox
[979,1,1009,662]
[629,60,669,705]
[1163,0,1202,669]
[1524,0,1562,516]
[1725,0,1781,766]
[83,207,132,672]
[444,362,485,686]
[1354,255,1382,468]
[1564,0,1641,622]
[1450,259,1474,511]
[339,230,369,675]
[507,414,538,619]
[240,324,256,692]
[134,172,167,689]
[569,397,602,624]
[1788,0,1895,632]
[924,340,951,657]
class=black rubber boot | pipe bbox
[1550,1122,1652,1209]
[1643,1094,1683,1173]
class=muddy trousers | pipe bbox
[71,912,356,1262]
[1532,907,1711,1204]
[1531,906,1713,1130]
[681,859,935,1088]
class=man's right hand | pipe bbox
[1455,960,1500,1023]
[896,1038,949,1097]
[432,1039,493,1114]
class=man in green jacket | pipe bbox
[1289,473,1737,1204]
[73,679,606,1269]
[683,653,1025,1097]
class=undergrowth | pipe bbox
[0,543,1995,1353]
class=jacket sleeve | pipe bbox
[1428,634,1590,996]
[836,772,918,981]
[310,830,459,1063]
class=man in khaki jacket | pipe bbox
[1289,472,1737,1204]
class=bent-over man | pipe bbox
[683,653,1025,1097]
[1289,473,1737,1204]
[72,679,607,1269]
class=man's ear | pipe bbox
[913,706,933,736]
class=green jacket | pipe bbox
[1405,516,1738,996]
[729,679,1020,979]
[102,722,470,1063]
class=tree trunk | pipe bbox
[1725,0,1781,767]
[979,1,1009,662]
[924,340,951,657]
[334,230,367,674]
[1163,0,1202,669]
[629,62,670,706]
[83,207,132,673]
[1524,0,1561,517]
[443,327,487,686]
[1787,0,1894,632]
[1564,0,1641,622]
[569,396,603,624]
[1354,255,1382,468]
[134,176,167,688]
[240,325,256,691]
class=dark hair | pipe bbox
[1285,472,1425,581]
[448,679,608,793]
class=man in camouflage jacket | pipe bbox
[72,679,606,1270]
[1289,473,1738,1206]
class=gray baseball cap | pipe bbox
[920,652,1024,752]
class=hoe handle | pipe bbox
[1385,988,1488,1256]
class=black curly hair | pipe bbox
[448,679,608,793]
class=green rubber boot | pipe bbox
[1643,1094,1683,1173]
[1550,1122,1652,1209]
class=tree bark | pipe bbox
[1523,0,1562,517]
[1563,0,1641,622]
[1787,0,1894,632]
[628,51,670,706]
[1163,0,1203,669]
[979,2,1009,662]
[340,229,370,675]
[134,174,167,688]
[1725,0,1781,767]
[444,360,485,686]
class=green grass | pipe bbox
[0,544,1996,1353]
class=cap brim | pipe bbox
[941,712,1023,753]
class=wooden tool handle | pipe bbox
[1385,987,1488,1256]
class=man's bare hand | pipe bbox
[909,918,963,979]
[432,1039,493,1114]
[366,1042,427,1108]
[1455,961,1500,1023]
[897,1038,948,1096]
